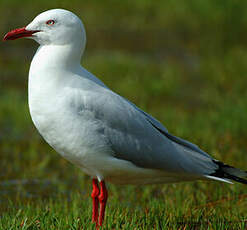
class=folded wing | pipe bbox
[82,88,218,177]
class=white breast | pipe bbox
[29,68,111,177]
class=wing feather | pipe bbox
[81,87,217,176]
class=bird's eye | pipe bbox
[46,20,55,25]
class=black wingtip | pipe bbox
[210,160,247,185]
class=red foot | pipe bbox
[98,181,108,226]
[91,179,100,224]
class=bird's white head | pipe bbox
[3,9,86,48]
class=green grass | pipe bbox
[1,0,247,229]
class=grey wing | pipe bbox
[88,89,218,176]
[122,96,169,133]
[122,96,212,158]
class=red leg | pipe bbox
[98,181,108,226]
[91,179,100,224]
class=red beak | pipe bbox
[3,27,40,41]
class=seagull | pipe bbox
[3,8,247,228]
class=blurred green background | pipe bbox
[1,0,247,229]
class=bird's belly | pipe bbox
[29,99,112,178]
[30,109,200,184]
[91,156,196,185]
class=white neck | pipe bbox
[28,40,107,91]
[30,42,84,73]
